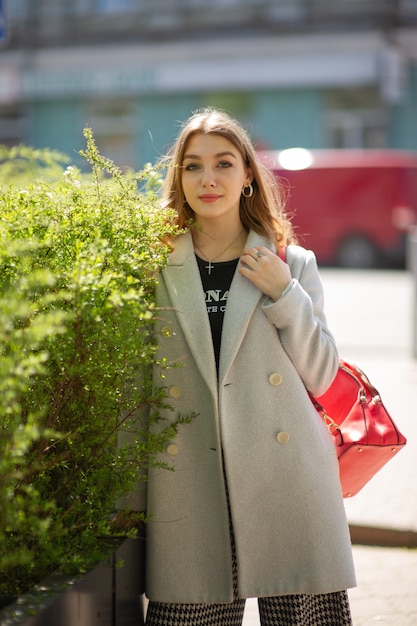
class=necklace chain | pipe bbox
[195,229,244,275]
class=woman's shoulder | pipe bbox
[285,243,317,265]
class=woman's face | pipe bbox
[180,133,252,225]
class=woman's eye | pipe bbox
[182,161,232,171]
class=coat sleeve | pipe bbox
[261,245,338,396]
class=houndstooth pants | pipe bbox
[146,529,352,626]
[146,590,352,626]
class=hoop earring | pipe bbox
[242,184,254,198]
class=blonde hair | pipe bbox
[160,107,296,246]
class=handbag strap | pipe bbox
[339,360,382,404]
[278,245,287,263]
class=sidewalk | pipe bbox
[243,542,417,626]
[243,269,417,626]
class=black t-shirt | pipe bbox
[196,255,239,372]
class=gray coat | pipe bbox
[144,230,356,603]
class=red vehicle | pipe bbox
[259,149,417,268]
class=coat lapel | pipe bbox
[219,231,275,383]
[162,230,276,391]
[162,233,218,397]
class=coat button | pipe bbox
[269,372,282,386]
[276,431,290,444]
[168,385,181,398]
[166,443,179,456]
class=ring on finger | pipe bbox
[256,250,263,258]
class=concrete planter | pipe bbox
[0,539,145,626]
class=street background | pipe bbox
[243,268,417,626]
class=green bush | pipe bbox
[0,130,189,596]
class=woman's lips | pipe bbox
[198,194,222,203]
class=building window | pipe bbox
[7,0,26,20]
[0,106,26,147]
[94,0,137,13]
[324,88,387,148]
[187,0,242,5]
[201,92,253,118]
[84,99,136,168]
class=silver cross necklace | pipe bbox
[195,229,245,275]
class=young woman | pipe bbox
[143,108,356,625]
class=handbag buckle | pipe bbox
[320,411,343,446]
[321,412,338,430]
[359,389,367,403]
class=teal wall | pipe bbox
[23,79,417,171]
[137,88,324,166]
[252,89,323,150]
[389,63,417,150]
[27,101,84,162]
[137,95,200,166]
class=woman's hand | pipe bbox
[238,246,292,302]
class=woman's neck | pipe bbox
[192,223,247,263]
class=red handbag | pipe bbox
[312,360,407,497]
[278,246,407,497]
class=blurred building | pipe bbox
[1,0,416,168]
